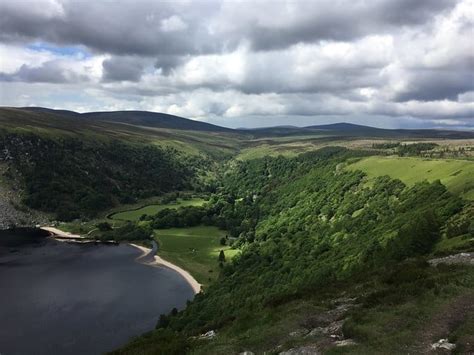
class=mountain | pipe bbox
[18,107,233,133]
[5,107,474,139]
[305,122,474,139]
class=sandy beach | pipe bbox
[130,242,202,294]
[41,226,84,239]
[41,226,201,294]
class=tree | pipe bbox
[156,314,170,329]
[97,222,112,231]
[218,250,226,262]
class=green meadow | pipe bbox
[347,156,474,200]
[154,226,239,286]
[109,198,207,221]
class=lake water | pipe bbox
[0,230,194,355]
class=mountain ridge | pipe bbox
[2,106,473,139]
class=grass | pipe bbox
[109,198,207,221]
[189,263,474,355]
[346,156,474,200]
[154,226,239,286]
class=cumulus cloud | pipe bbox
[102,56,147,82]
[0,0,472,129]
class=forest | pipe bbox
[0,133,211,220]
[114,147,473,354]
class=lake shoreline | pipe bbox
[0,234,194,355]
[130,242,202,294]
[40,225,201,294]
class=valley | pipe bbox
[0,107,473,354]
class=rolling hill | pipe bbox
[243,122,473,139]
[19,107,233,133]
[6,107,474,139]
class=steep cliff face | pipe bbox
[0,163,49,229]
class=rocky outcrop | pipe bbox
[429,253,474,266]
[0,173,48,229]
[279,297,359,355]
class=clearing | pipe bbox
[154,226,239,286]
[347,156,474,200]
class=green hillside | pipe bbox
[1,108,474,354]
[347,156,474,200]
[115,148,474,354]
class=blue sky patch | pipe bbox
[27,42,90,58]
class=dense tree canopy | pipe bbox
[140,148,464,348]
[0,133,208,220]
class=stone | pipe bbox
[199,330,217,340]
[279,345,320,354]
[334,339,357,347]
[289,328,310,337]
[306,320,343,338]
[306,327,325,337]
[431,339,456,351]
[429,253,474,266]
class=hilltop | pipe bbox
[20,107,233,133]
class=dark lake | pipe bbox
[0,229,194,355]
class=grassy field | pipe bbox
[347,156,474,200]
[109,198,207,221]
[154,226,239,286]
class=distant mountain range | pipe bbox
[2,107,472,139]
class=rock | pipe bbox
[199,330,217,340]
[334,339,357,347]
[306,327,325,337]
[306,320,344,338]
[289,328,309,337]
[239,351,255,355]
[279,345,320,354]
[429,253,474,266]
[431,339,456,351]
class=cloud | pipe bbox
[0,59,93,83]
[0,0,457,56]
[102,56,146,82]
[155,55,184,75]
[210,0,457,51]
[393,69,474,102]
[0,0,472,129]
[161,15,188,32]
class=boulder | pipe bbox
[279,345,320,354]
[431,339,456,351]
[199,330,217,340]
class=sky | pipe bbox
[0,0,473,129]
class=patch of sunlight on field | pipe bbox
[347,156,474,200]
[154,226,239,286]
